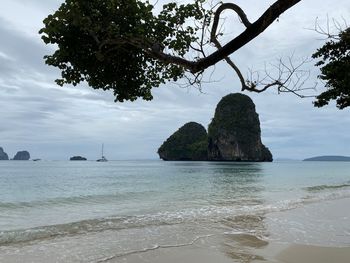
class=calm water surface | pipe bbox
[0,160,349,262]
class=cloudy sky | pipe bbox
[0,0,349,160]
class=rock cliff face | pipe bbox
[208,93,272,162]
[13,151,30,160]
[0,147,9,160]
[158,122,208,161]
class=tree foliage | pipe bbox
[312,27,350,109]
[40,0,302,102]
[40,0,209,101]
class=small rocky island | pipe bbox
[70,156,87,161]
[13,151,30,160]
[0,147,9,160]
[158,93,272,162]
[158,122,208,161]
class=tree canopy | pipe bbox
[40,0,303,102]
[312,27,350,109]
[40,0,208,101]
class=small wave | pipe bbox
[0,201,321,246]
[305,183,350,192]
[0,215,172,247]
[0,217,119,246]
[0,206,263,246]
[2,187,350,247]
[0,190,158,210]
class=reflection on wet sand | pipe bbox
[221,214,269,262]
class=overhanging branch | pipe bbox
[157,0,300,73]
[194,0,302,72]
[95,0,302,74]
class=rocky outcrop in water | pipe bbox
[208,93,272,162]
[158,122,208,161]
[158,93,272,162]
[70,156,87,161]
[13,151,30,160]
[0,147,9,160]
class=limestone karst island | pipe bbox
[0,147,31,160]
[158,93,272,162]
[0,147,9,160]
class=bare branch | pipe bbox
[245,56,317,98]
[207,2,312,98]
[309,16,348,40]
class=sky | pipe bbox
[0,0,349,160]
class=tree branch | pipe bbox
[211,3,251,34]
[194,0,302,72]
[207,1,311,98]
[94,0,302,75]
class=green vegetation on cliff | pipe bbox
[208,93,260,143]
[208,93,272,162]
[158,122,208,161]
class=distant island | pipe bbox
[303,156,350,162]
[13,151,30,161]
[0,147,9,160]
[0,147,31,161]
[158,93,272,162]
[70,156,87,161]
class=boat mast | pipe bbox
[102,143,104,157]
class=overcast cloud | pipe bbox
[0,0,349,160]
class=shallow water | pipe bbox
[0,160,349,262]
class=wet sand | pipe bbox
[116,243,350,263]
[123,247,234,263]
[277,244,350,263]
[121,198,350,263]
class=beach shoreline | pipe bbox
[1,197,349,263]
[1,198,349,263]
[120,197,350,263]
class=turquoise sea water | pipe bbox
[0,160,349,262]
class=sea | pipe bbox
[0,160,349,262]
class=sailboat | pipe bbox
[97,144,108,162]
